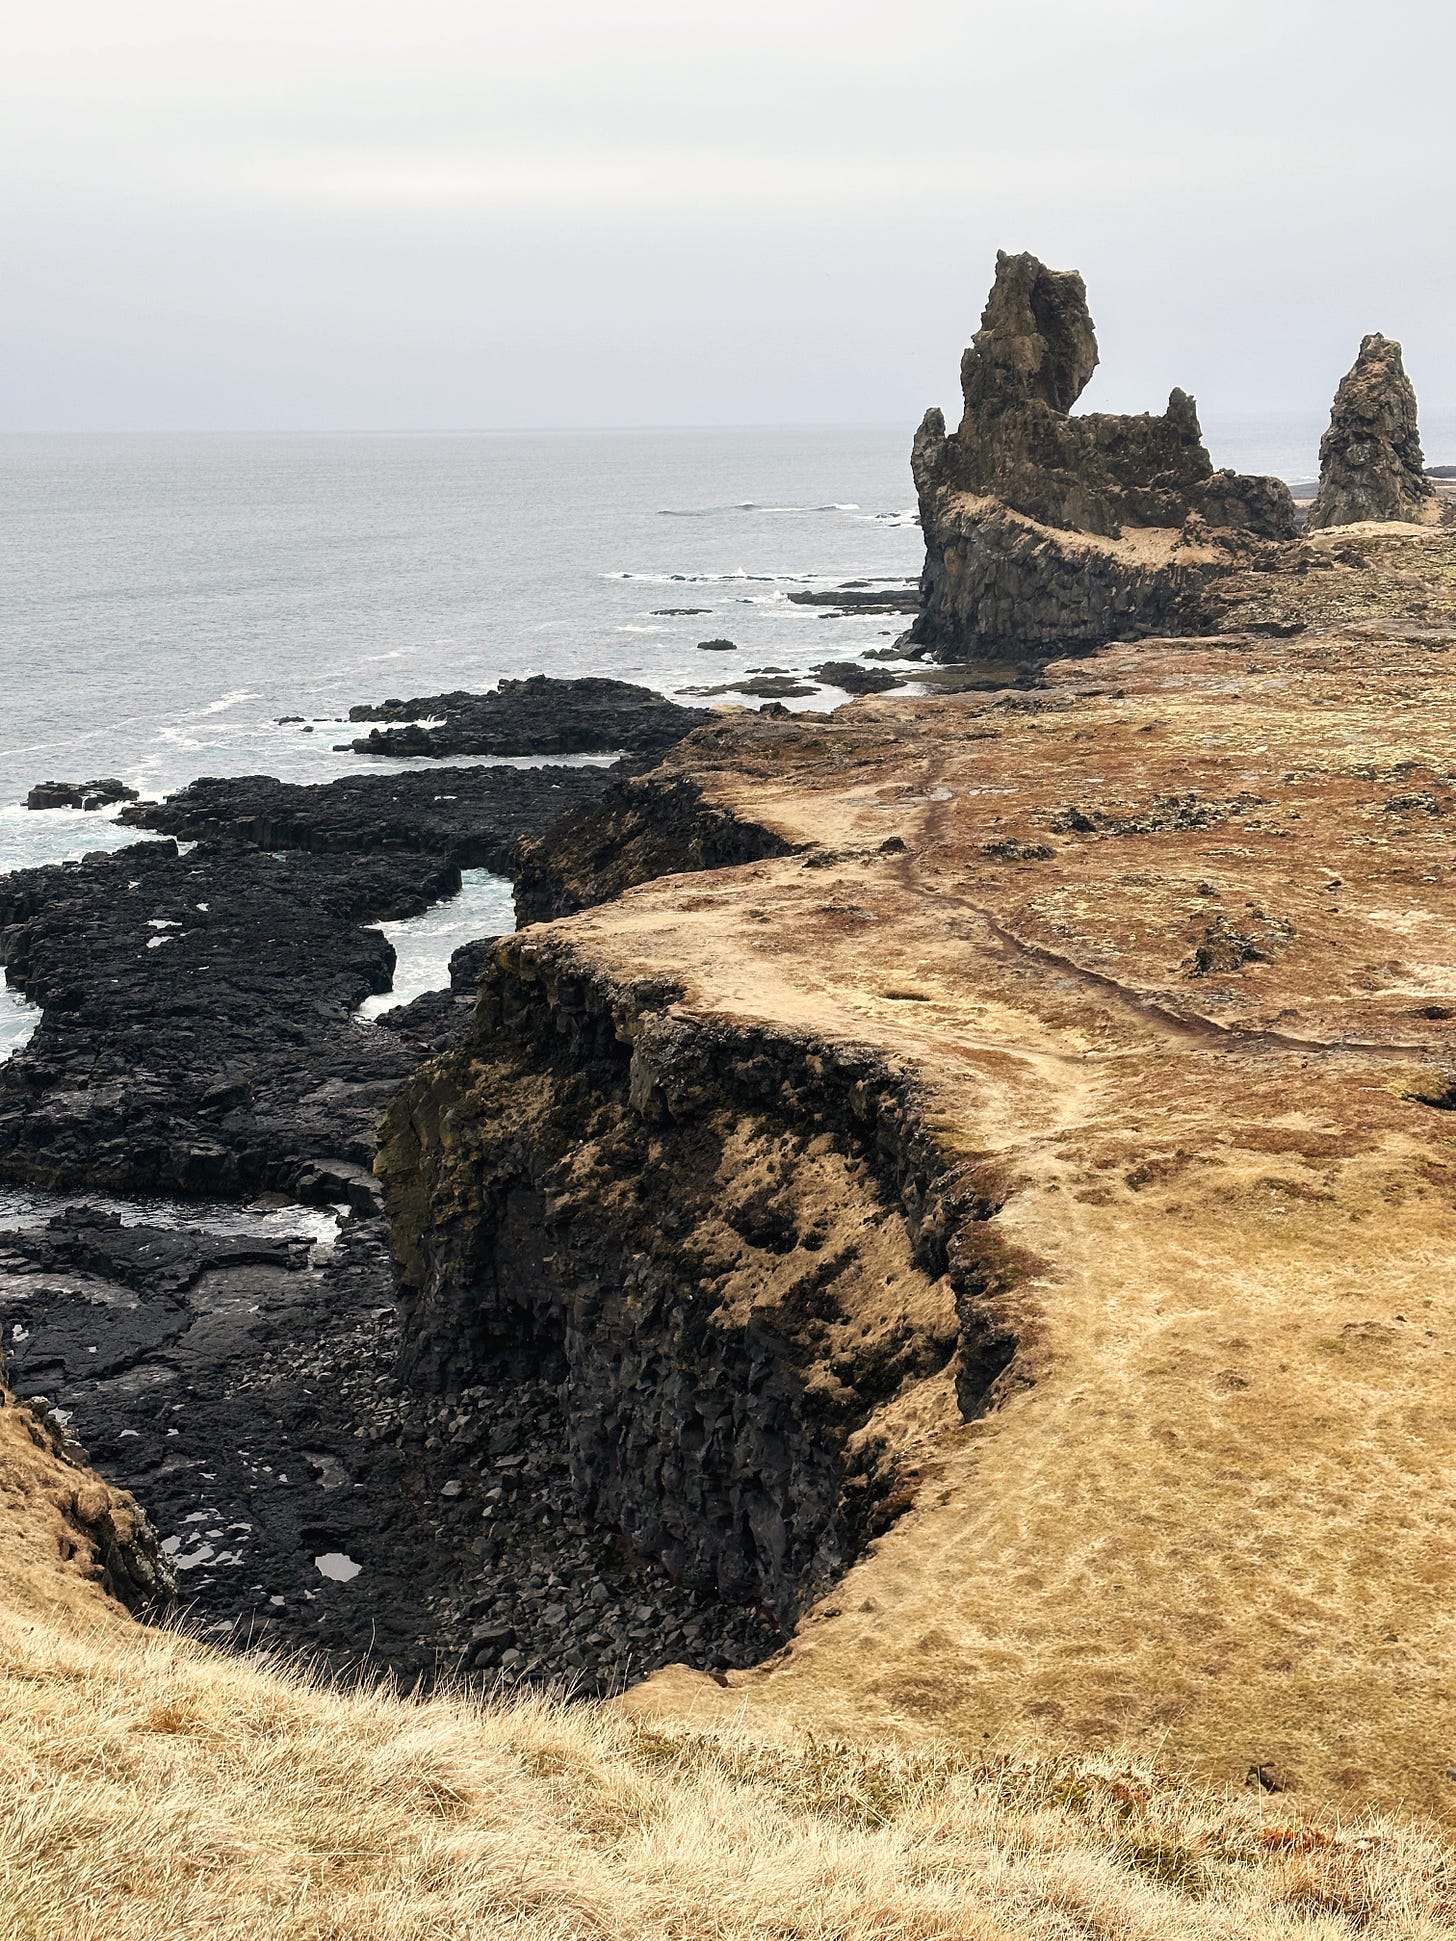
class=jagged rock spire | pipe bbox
[1307,334,1438,531]
[958,250,1100,421]
[908,251,1297,659]
[913,249,1295,545]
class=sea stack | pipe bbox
[908,250,1297,660]
[1306,333,1441,531]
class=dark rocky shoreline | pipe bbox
[0,1205,777,1687]
[0,676,792,1688]
[116,760,617,870]
[0,838,453,1202]
[345,674,707,760]
[0,736,641,1202]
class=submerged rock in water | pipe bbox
[346,675,708,761]
[1307,334,1442,532]
[908,250,1297,659]
[680,674,819,699]
[786,583,920,613]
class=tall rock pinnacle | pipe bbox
[908,251,1297,659]
[1307,334,1439,532]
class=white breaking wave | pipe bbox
[0,982,40,1063]
[0,1184,343,1245]
[199,689,260,716]
[603,569,828,586]
[656,501,863,518]
[356,868,516,1022]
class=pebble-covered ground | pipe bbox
[0,1207,779,1692]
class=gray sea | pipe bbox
[0,426,931,876]
[2,411,1452,1072]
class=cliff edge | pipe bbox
[380,522,1456,1814]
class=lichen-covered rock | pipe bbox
[909,251,1297,659]
[1307,334,1441,532]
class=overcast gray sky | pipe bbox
[2,0,1452,431]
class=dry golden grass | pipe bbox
[11,548,1456,1934]
[0,1607,1452,1941]
[493,579,1456,1811]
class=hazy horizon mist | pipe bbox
[4,1,1453,433]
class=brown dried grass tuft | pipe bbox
[0,1609,1452,1941]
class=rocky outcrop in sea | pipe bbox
[117,761,615,870]
[346,675,707,760]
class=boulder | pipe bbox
[1307,334,1441,531]
[812,661,906,695]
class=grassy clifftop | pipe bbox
[7,523,1456,1931]
[2,1593,1453,1938]
[379,521,1456,1812]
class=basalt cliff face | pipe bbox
[377,520,1456,1812]
[379,893,1023,1632]
[1307,332,1443,532]
[909,251,1297,659]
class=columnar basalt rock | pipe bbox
[1306,333,1442,532]
[909,251,1297,659]
[378,933,1020,1630]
